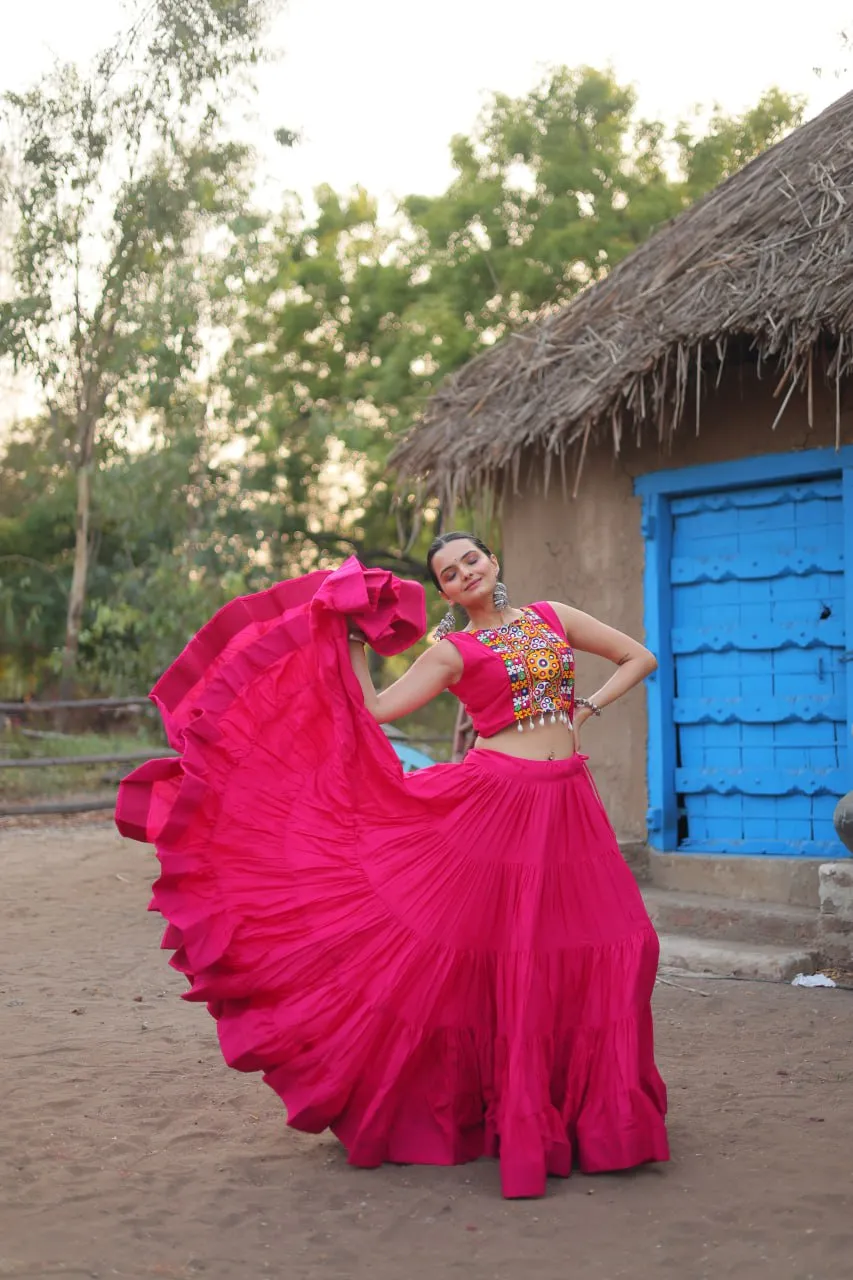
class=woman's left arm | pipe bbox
[547,601,657,719]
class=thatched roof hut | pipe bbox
[393,90,853,507]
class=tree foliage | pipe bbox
[0,0,281,694]
[218,70,804,580]
[0,61,805,697]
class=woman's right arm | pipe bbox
[347,637,463,725]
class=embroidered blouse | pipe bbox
[444,602,575,738]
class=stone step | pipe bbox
[642,886,819,948]
[657,934,817,983]
[647,851,822,908]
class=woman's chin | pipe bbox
[461,588,492,609]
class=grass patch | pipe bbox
[0,725,167,802]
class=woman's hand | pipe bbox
[572,704,596,752]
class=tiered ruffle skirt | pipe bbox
[116,558,668,1197]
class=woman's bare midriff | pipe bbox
[473,719,576,761]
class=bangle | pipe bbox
[576,697,602,716]
[348,632,366,644]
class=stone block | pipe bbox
[817,861,853,964]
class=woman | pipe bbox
[116,534,668,1200]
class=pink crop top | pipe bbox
[444,602,575,738]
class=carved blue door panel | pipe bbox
[669,478,845,854]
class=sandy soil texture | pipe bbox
[2,822,852,1280]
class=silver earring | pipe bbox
[434,605,457,640]
[493,581,509,610]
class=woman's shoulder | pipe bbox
[423,635,466,677]
[531,599,564,622]
[531,600,575,642]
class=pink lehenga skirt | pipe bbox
[116,558,668,1199]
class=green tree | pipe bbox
[674,88,805,198]
[0,419,74,694]
[0,401,253,696]
[0,0,281,695]
[219,187,435,580]
[0,63,806,698]
[220,69,804,578]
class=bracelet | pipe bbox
[348,632,367,644]
[576,697,602,716]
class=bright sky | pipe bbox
[1,0,851,206]
[0,0,851,421]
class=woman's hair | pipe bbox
[425,531,494,590]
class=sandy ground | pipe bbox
[1,822,852,1280]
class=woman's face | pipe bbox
[431,540,499,608]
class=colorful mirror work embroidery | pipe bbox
[472,610,575,730]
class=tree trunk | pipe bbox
[58,455,93,700]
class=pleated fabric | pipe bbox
[116,558,668,1198]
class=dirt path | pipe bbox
[1,823,851,1280]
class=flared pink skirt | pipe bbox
[115,562,668,1198]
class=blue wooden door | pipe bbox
[670,478,846,855]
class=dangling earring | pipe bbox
[493,581,509,610]
[434,605,457,640]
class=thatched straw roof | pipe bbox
[393,90,853,506]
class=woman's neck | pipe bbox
[464,604,524,632]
